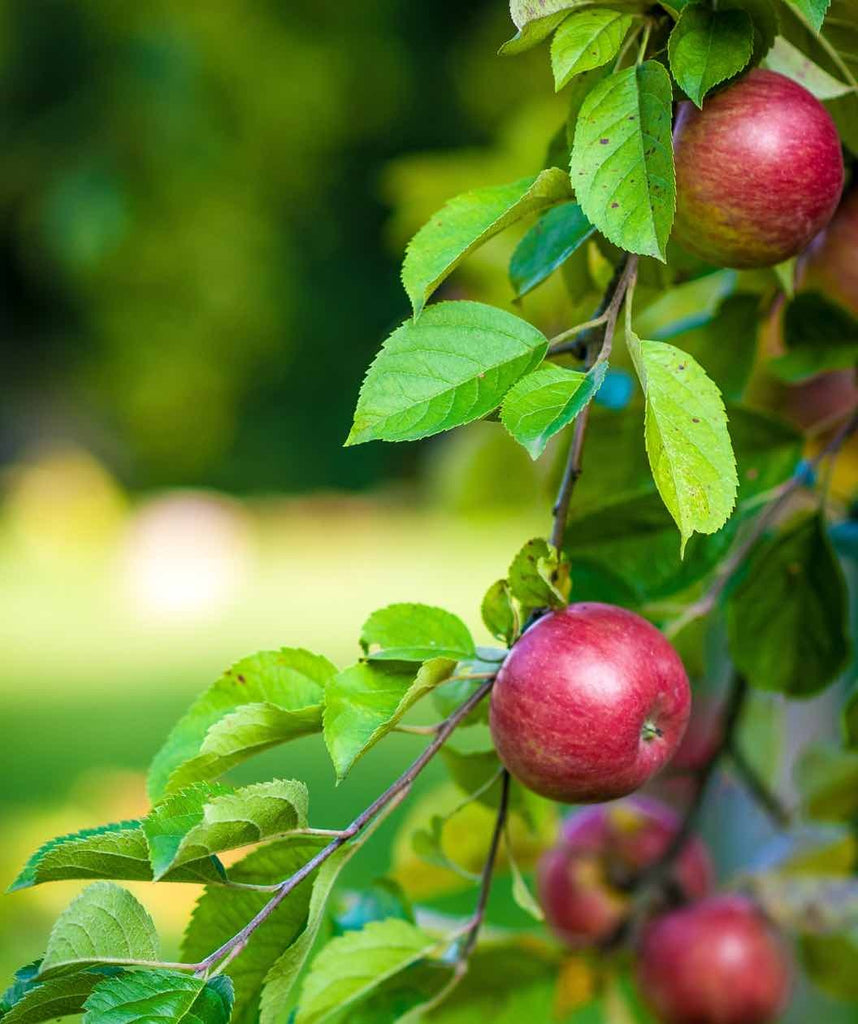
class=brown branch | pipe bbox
[187,676,495,975]
[549,256,638,550]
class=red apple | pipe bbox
[637,895,793,1024]
[538,796,713,946]
[673,69,843,269]
[489,603,691,803]
[801,186,858,316]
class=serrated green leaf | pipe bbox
[9,819,222,892]
[764,35,852,97]
[260,812,395,1023]
[346,301,549,446]
[481,581,517,645]
[795,743,858,821]
[41,883,159,975]
[785,0,831,31]
[183,840,325,1024]
[501,362,607,459]
[771,292,858,382]
[324,659,454,781]
[148,648,336,801]
[402,171,572,316]
[360,604,475,662]
[668,4,754,106]
[296,919,439,1024]
[727,513,851,696]
[509,202,594,297]
[569,61,675,260]
[501,2,588,55]
[84,972,232,1024]
[144,779,309,879]
[508,538,571,608]
[551,9,634,88]
[1,972,101,1024]
[626,328,737,552]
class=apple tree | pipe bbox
[3,1,858,1022]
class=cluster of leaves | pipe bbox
[3,0,858,1020]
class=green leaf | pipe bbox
[84,972,232,1024]
[481,581,517,645]
[734,690,785,790]
[508,538,571,609]
[441,747,505,809]
[800,931,858,1000]
[182,840,324,1024]
[1,964,41,1016]
[626,328,737,552]
[795,743,858,821]
[148,648,336,801]
[296,919,439,1024]
[771,292,858,382]
[745,873,858,933]
[633,269,737,340]
[569,61,675,260]
[332,879,415,935]
[402,171,572,317]
[1,973,102,1024]
[260,813,395,1023]
[501,2,587,55]
[144,779,309,880]
[501,362,607,459]
[785,0,831,32]
[346,302,549,446]
[41,883,159,975]
[324,659,454,781]
[509,203,594,298]
[727,513,851,696]
[360,604,475,662]
[668,4,754,107]
[764,35,852,97]
[844,682,858,746]
[506,834,544,921]
[551,9,634,89]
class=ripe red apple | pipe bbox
[538,796,713,946]
[673,69,843,269]
[489,603,691,803]
[801,186,858,316]
[637,895,793,1024]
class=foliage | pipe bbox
[4,1,857,1022]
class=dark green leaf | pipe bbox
[771,291,858,382]
[501,362,607,459]
[360,604,475,662]
[402,171,572,316]
[509,203,594,297]
[727,513,851,696]
[569,61,675,260]
[84,972,232,1024]
[668,4,754,107]
[41,883,159,975]
[148,648,335,801]
[800,931,858,1000]
[346,302,549,446]
[324,659,454,781]
[795,743,858,821]
[2,970,101,1024]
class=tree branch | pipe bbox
[727,742,791,830]
[550,255,638,550]
[666,408,858,640]
[186,676,495,975]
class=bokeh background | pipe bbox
[1,3,855,1019]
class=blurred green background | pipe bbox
[1,4,855,1021]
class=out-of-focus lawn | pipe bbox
[0,453,544,977]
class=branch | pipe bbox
[549,256,638,550]
[186,676,495,975]
[666,408,858,639]
[727,743,791,830]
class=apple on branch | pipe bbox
[489,603,691,803]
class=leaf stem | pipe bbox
[185,676,495,975]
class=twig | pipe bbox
[185,676,495,975]
[727,743,791,830]
[550,256,638,550]
[665,408,858,639]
